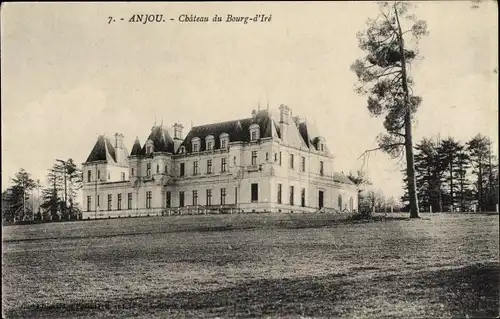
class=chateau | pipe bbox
[81,105,358,219]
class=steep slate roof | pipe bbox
[333,172,355,185]
[142,125,175,154]
[298,120,322,151]
[179,110,279,153]
[85,136,116,163]
[130,137,143,156]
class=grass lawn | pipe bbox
[2,212,499,318]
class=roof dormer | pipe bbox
[191,137,201,153]
[249,124,260,141]
[145,139,154,155]
[206,135,215,151]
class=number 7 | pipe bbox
[108,17,113,24]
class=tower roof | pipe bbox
[142,125,175,154]
[130,137,142,156]
[85,136,116,163]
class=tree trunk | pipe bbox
[449,159,454,211]
[395,5,419,218]
[478,161,483,212]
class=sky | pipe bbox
[1,1,498,201]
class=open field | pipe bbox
[2,213,499,318]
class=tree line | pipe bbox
[402,134,498,213]
[2,158,83,223]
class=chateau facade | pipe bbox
[81,105,358,219]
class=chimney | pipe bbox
[279,104,290,143]
[251,109,257,118]
[173,123,184,153]
[292,116,301,127]
[114,133,124,149]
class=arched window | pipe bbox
[191,137,201,152]
[145,139,154,155]
[317,137,326,152]
[338,194,343,210]
[165,164,168,175]
[220,133,229,149]
[206,135,215,151]
[249,124,260,141]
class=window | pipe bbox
[192,137,200,152]
[279,152,282,166]
[97,195,100,208]
[108,172,110,180]
[97,170,101,180]
[321,143,324,152]
[117,194,122,210]
[121,172,126,181]
[131,168,135,176]
[220,133,229,149]
[221,188,226,205]
[235,187,238,204]
[107,194,112,211]
[87,196,91,212]
[87,170,91,182]
[193,190,198,206]
[251,151,257,166]
[180,163,185,176]
[207,159,213,174]
[166,191,171,208]
[301,157,306,172]
[289,154,294,169]
[147,145,153,154]
[320,161,324,176]
[164,165,168,175]
[251,183,258,202]
[301,188,306,207]
[206,189,212,205]
[206,136,215,151]
[128,193,132,209]
[266,152,269,161]
[221,158,227,173]
[249,124,260,141]
[274,153,277,162]
[156,164,159,173]
[277,184,282,204]
[193,161,199,175]
[338,195,343,210]
[179,191,185,207]
[290,186,294,206]
[146,191,152,209]
[147,163,151,176]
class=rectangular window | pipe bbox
[179,191,185,207]
[266,152,269,161]
[235,187,238,204]
[290,186,294,206]
[87,170,92,182]
[301,157,306,172]
[117,194,122,210]
[180,163,185,176]
[301,188,306,207]
[192,190,198,206]
[221,140,227,148]
[251,151,257,166]
[107,194,112,211]
[147,163,151,176]
[207,141,213,150]
[289,154,294,169]
[251,183,258,202]
[221,158,227,173]
[279,152,282,166]
[274,153,277,162]
[128,193,132,209]
[97,195,100,208]
[156,164,159,173]
[193,143,199,152]
[131,168,135,176]
[164,165,168,175]
[221,188,226,205]
[207,159,213,174]
[87,196,91,212]
[277,184,282,204]
[320,161,324,176]
[97,170,101,180]
[206,189,212,206]
[146,191,152,209]
[166,191,171,208]
[251,131,257,141]
[193,161,199,175]
[121,172,126,181]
